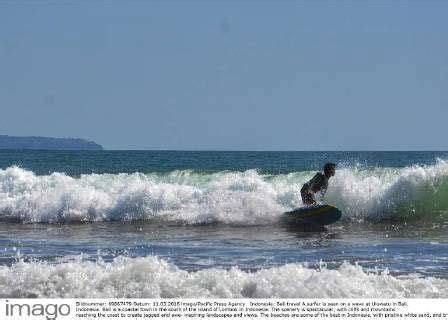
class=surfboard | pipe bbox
[281,204,342,226]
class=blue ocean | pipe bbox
[0,150,448,298]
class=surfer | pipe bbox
[301,162,336,205]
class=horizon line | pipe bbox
[70,148,448,152]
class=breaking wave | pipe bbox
[0,160,448,224]
[0,256,446,298]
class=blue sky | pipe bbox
[1,1,447,150]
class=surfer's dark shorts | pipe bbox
[301,188,316,205]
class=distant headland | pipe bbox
[0,135,103,150]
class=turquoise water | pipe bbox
[0,150,448,298]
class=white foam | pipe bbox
[0,161,448,224]
[327,160,448,220]
[0,256,445,298]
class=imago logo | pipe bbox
[5,300,71,319]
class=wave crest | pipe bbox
[1,161,448,224]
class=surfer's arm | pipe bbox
[320,187,328,198]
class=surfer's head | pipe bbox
[324,162,336,177]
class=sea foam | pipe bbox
[0,161,447,224]
[0,256,446,298]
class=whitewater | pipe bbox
[1,160,447,224]
[1,257,446,298]
[0,150,447,298]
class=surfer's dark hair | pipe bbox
[324,162,336,173]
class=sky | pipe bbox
[1,1,447,150]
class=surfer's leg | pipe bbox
[301,189,316,205]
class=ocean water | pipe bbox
[0,150,448,298]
